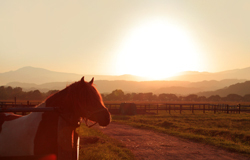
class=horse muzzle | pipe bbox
[85,108,111,127]
[96,109,111,126]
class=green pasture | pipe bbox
[112,110,250,157]
[77,125,135,160]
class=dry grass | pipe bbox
[77,125,135,160]
[112,111,250,157]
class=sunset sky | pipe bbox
[1,0,250,80]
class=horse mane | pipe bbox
[67,80,102,101]
[45,79,103,110]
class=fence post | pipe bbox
[169,105,171,114]
[192,105,194,114]
[180,105,182,114]
[227,105,229,114]
[73,130,79,160]
[21,101,28,115]
[157,104,158,114]
[238,104,241,114]
[14,97,16,106]
[203,104,205,114]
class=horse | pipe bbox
[0,77,111,158]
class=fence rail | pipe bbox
[105,103,250,114]
[0,107,58,112]
[1,101,250,115]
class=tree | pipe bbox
[46,90,59,97]
[12,87,23,98]
[243,94,250,102]
[5,86,13,99]
[107,89,124,101]
[158,93,178,101]
[225,94,243,102]
[185,94,198,101]
[142,93,154,101]
[26,90,43,100]
[166,94,178,101]
[158,93,168,101]
[0,86,7,99]
[137,93,144,101]
[197,96,207,102]
[131,93,139,101]
[124,93,132,101]
[208,95,221,101]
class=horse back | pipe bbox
[0,101,60,157]
[0,112,43,156]
[0,112,22,132]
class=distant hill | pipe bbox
[0,66,146,85]
[1,66,250,96]
[0,66,82,85]
[6,81,69,93]
[6,79,246,96]
[167,67,250,81]
[94,79,246,95]
[1,66,250,86]
[198,81,250,97]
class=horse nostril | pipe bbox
[98,120,110,126]
[98,113,111,126]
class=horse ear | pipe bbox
[81,76,84,82]
[89,77,94,85]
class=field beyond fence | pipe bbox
[111,110,250,157]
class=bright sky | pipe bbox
[1,0,250,80]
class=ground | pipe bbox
[95,122,249,160]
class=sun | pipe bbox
[115,19,203,80]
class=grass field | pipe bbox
[112,111,250,157]
[77,125,135,160]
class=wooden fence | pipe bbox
[105,103,250,114]
[1,101,250,115]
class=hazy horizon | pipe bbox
[2,65,250,75]
[1,1,250,80]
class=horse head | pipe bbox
[74,76,111,127]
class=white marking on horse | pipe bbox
[0,103,45,156]
[2,113,14,116]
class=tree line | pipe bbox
[0,86,58,100]
[1,86,250,102]
[102,89,250,102]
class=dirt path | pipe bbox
[95,122,249,160]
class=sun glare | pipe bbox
[115,19,202,80]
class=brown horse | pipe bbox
[0,77,111,157]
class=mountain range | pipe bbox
[0,66,146,85]
[198,81,250,97]
[1,66,250,96]
[167,67,250,81]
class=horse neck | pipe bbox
[45,86,83,127]
[45,86,81,116]
[45,88,70,108]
